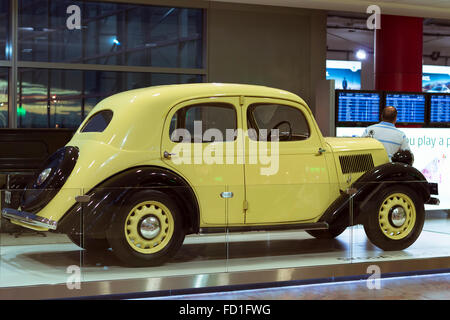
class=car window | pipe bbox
[169,103,237,143]
[80,110,113,133]
[247,104,310,141]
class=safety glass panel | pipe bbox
[225,183,352,273]
[78,185,227,290]
[0,185,83,291]
[349,180,450,265]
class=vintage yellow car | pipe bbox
[2,83,439,267]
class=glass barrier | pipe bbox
[225,183,352,272]
[0,178,449,297]
[79,186,228,284]
[0,187,83,289]
[0,185,228,290]
[348,180,450,263]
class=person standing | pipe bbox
[342,77,348,90]
[362,106,411,160]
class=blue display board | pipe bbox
[430,95,450,123]
[326,60,362,90]
[385,93,426,123]
[337,92,380,123]
[423,65,450,93]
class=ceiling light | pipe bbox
[356,49,367,60]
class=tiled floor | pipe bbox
[149,272,450,300]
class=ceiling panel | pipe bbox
[211,0,450,20]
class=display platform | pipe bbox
[0,211,449,299]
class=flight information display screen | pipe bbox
[430,95,450,123]
[385,93,426,123]
[337,92,380,122]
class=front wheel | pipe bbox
[106,190,185,267]
[363,185,425,251]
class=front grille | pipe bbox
[339,154,374,174]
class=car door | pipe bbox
[243,97,332,224]
[161,97,245,226]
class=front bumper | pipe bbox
[426,197,440,205]
[429,182,438,195]
[2,208,57,230]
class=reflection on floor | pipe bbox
[148,272,450,300]
[0,211,449,289]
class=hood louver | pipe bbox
[339,154,374,174]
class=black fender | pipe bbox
[57,166,200,238]
[320,162,432,228]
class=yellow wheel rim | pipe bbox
[124,201,174,254]
[378,193,416,240]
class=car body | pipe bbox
[2,83,439,266]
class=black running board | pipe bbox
[199,222,329,234]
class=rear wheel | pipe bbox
[363,185,425,251]
[106,190,185,267]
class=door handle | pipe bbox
[163,151,176,159]
[220,192,234,199]
[317,148,326,155]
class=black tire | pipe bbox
[306,224,347,239]
[363,185,425,251]
[67,233,110,251]
[106,190,185,267]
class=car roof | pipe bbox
[95,83,305,113]
[76,83,309,150]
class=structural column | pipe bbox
[375,15,423,92]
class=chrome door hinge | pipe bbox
[243,200,249,211]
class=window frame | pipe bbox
[169,102,238,143]
[246,103,311,142]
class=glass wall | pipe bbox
[18,0,203,68]
[0,0,205,129]
[17,68,202,128]
[0,0,9,61]
[0,68,7,128]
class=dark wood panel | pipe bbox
[0,129,75,172]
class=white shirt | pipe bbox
[362,121,410,160]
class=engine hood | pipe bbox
[325,137,390,189]
[325,137,386,153]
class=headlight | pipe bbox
[37,168,52,186]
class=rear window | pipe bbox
[80,110,113,133]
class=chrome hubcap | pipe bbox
[139,216,161,240]
[390,206,407,227]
